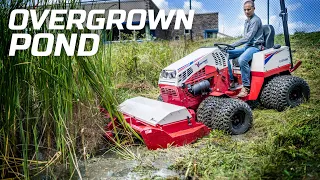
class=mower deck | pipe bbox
[105,97,210,150]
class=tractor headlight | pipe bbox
[169,71,176,78]
[160,70,168,78]
[160,70,176,79]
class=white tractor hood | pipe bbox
[164,47,217,71]
[158,47,228,86]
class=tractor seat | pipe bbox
[231,25,276,68]
[263,25,275,49]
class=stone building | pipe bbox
[167,13,219,41]
[82,0,219,41]
[82,0,161,41]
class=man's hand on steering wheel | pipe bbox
[214,43,235,52]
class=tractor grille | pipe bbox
[160,87,178,97]
[187,67,193,76]
[178,67,193,82]
[212,52,227,67]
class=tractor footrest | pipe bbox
[228,84,243,91]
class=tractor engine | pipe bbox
[158,47,230,109]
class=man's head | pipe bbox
[244,0,255,18]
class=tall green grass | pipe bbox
[0,0,136,178]
[108,38,235,103]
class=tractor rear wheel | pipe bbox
[246,100,260,110]
[197,97,253,135]
[274,76,310,111]
[260,75,310,111]
[260,76,283,109]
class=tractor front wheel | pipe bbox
[213,98,253,135]
[197,96,222,127]
[197,97,253,135]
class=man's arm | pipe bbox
[231,21,259,47]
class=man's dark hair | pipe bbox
[244,0,255,7]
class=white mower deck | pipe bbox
[118,96,192,126]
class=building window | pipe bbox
[204,29,218,39]
[206,32,214,38]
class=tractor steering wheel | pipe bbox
[214,43,235,52]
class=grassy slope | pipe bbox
[111,32,320,179]
[172,32,320,179]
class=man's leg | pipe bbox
[227,47,246,82]
[237,47,260,97]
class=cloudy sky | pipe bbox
[152,0,320,36]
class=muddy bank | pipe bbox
[81,144,203,180]
[80,132,256,180]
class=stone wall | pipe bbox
[82,0,218,41]
[165,13,219,40]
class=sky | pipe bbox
[152,0,320,36]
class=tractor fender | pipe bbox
[248,75,265,100]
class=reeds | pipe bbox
[0,0,139,178]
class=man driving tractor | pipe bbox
[228,0,264,97]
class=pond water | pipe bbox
[81,145,196,180]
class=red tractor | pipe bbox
[104,0,310,150]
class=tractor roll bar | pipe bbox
[280,0,294,69]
